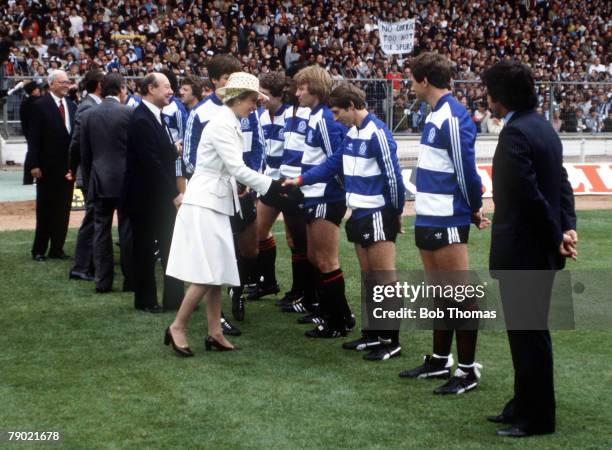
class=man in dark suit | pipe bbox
[20,81,42,185]
[482,61,577,438]
[80,73,134,294]
[123,72,184,312]
[68,69,104,281]
[28,69,77,261]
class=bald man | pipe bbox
[123,72,184,312]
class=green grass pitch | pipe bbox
[1,210,611,449]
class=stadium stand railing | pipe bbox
[2,76,611,142]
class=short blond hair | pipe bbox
[294,65,332,103]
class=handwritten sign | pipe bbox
[378,19,416,55]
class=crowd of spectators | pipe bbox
[1,0,610,133]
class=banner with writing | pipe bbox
[378,19,416,55]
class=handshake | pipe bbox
[266,177,304,202]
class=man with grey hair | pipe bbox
[28,69,78,261]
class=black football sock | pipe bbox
[290,229,308,295]
[361,279,387,340]
[433,329,453,358]
[239,255,258,287]
[303,260,318,307]
[319,268,351,331]
[312,268,327,319]
[258,236,277,287]
[456,329,478,366]
[290,249,307,295]
[362,279,378,340]
[377,281,401,346]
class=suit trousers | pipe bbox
[129,202,183,310]
[93,198,134,291]
[499,272,556,433]
[32,177,73,257]
[71,193,95,275]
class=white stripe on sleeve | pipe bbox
[376,129,399,210]
[319,119,333,157]
[449,117,470,206]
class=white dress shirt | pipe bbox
[50,91,71,133]
[142,98,162,125]
[87,93,102,104]
[142,98,174,143]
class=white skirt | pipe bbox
[166,203,240,286]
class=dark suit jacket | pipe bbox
[68,93,100,179]
[20,94,41,185]
[123,102,179,214]
[27,93,77,180]
[490,109,576,271]
[81,97,133,200]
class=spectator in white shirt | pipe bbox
[68,9,84,37]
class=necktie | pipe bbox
[58,100,66,122]
[160,112,173,143]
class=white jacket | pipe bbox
[182,105,272,215]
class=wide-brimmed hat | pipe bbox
[217,72,269,102]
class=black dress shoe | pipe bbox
[137,305,163,314]
[48,252,71,260]
[497,426,554,438]
[164,327,194,357]
[70,270,94,281]
[96,287,112,294]
[487,414,514,424]
[32,254,46,262]
[496,427,529,438]
[204,335,236,351]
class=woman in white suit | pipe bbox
[164,73,285,356]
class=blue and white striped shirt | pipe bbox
[260,103,290,180]
[162,96,187,142]
[183,93,224,175]
[183,92,263,174]
[162,96,188,177]
[415,93,483,227]
[300,104,347,206]
[279,105,310,179]
[301,113,405,219]
[239,111,265,172]
[126,94,141,109]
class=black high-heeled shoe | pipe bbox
[164,327,194,357]
[205,335,236,351]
